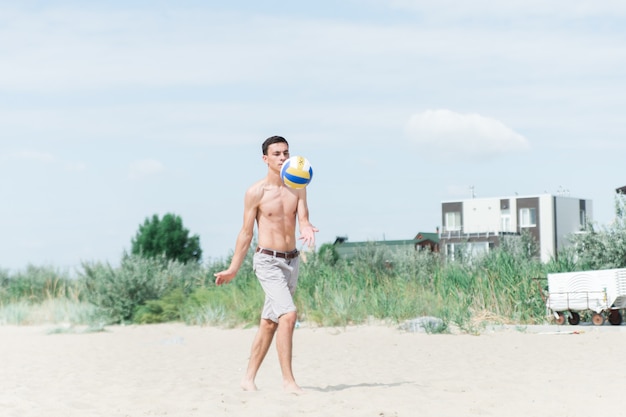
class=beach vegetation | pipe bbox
[79,254,209,324]
[3,217,626,331]
[131,213,202,264]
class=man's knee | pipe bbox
[260,318,278,332]
[278,310,297,327]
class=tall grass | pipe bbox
[0,299,106,326]
[0,265,77,303]
[296,248,438,326]
[1,229,617,330]
[294,240,547,331]
[0,265,106,326]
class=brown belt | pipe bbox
[256,247,299,259]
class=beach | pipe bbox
[1,322,625,417]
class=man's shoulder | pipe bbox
[244,178,268,198]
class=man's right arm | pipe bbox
[214,186,259,285]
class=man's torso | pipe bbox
[255,181,299,252]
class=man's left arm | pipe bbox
[297,189,318,248]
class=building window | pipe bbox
[501,215,512,232]
[580,210,587,229]
[445,243,464,261]
[519,207,537,227]
[445,211,462,231]
[500,209,511,232]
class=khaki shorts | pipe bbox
[253,250,300,323]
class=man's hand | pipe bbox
[214,269,237,286]
[298,224,319,248]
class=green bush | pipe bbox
[80,254,188,323]
[133,288,186,324]
[567,194,626,270]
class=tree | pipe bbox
[318,242,339,265]
[567,194,626,270]
[131,213,202,264]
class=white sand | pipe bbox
[1,322,625,417]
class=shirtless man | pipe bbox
[214,136,318,394]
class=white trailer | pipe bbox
[546,268,626,325]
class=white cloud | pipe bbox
[405,109,530,158]
[129,159,164,180]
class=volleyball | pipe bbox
[280,156,313,189]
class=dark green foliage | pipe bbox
[131,213,202,264]
[133,289,186,324]
[317,243,339,265]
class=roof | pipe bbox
[335,239,422,248]
[414,232,439,243]
[334,232,439,247]
[333,232,440,258]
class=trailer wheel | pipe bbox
[592,313,605,326]
[608,310,622,325]
[568,312,580,325]
[554,312,566,325]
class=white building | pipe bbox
[440,194,592,263]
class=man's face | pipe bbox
[264,142,290,170]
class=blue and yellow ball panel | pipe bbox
[281,156,313,189]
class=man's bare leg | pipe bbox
[241,318,278,391]
[276,311,304,394]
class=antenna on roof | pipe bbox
[557,186,570,196]
[470,185,476,199]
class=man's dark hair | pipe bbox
[262,136,289,155]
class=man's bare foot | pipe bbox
[241,379,258,391]
[283,381,305,395]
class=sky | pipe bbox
[2,0,626,273]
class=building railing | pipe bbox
[439,229,519,239]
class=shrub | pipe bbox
[80,254,184,323]
[133,288,186,324]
